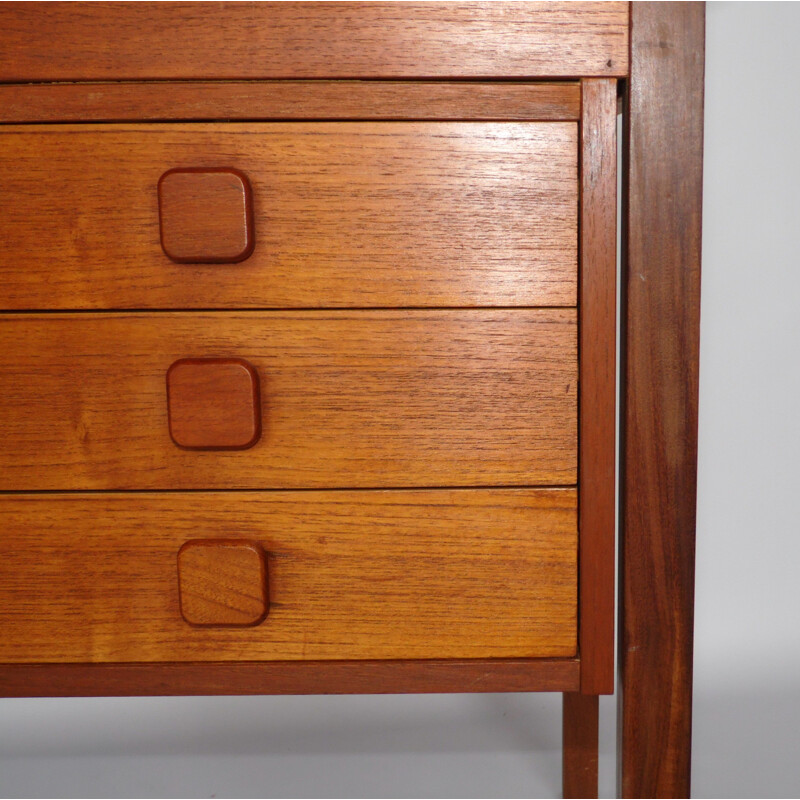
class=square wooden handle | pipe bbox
[158,167,254,263]
[178,539,269,627]
[166,358,261,450]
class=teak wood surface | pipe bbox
[0,490,577,662]
[177,540,270,627]
[0,81,581,124]
[578,78,617,696]
[167,358,262,450]
[563,693,600,798]
[619,3,705,797]
[0,659,581,698]
[0,311,577,490]
[158,168,255,264]
[0,123,577,310]
[0,2,629,81]
[0,3,707,796]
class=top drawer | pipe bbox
[0,122,577,309]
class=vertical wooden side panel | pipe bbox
[563,692,600,798]
[579,78,617,695]
[620,3,705,797]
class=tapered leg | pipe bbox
[563,692,599,799]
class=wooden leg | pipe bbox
[563,692,599,799]
[619,3,704,797]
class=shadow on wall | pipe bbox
[0,694,565,760]
[0,693,576,798]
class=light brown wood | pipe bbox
[167,358,261,450]
[158,168,254,263]
[0,2,629,81]
[178,540,269,627]
[0,489,577,663]
[0,123,577,310]
[579,79,617,695]
[0,658,581,697]
[0,81,581,124]
[0,311,577,490]
[563,692,599,798]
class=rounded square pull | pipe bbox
[158,168,254,263]
[167,358,261,450]
[178,539,269,627]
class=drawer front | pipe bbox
[0,122,576,309]
[0,311,577,490]
[0,490,577,662]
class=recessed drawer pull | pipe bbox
[178,539,269,627]
[158,167,255,264]
[166,357,261,450]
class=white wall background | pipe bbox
[692,2,800,797]
[2,3,799,797]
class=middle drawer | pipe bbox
[0,310,576,490]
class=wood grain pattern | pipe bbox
[0,123,577,310]
[178,540,269,627]
[0,658,581,698]
[619,3,705,797]
[0,81,581,124]
[563,692,599,798]
[167,358,261,450]
[158,168,254,263]
[0,311,577,490]
[0,490,577,663]
[579,79,617,696]
[0,2,629,81]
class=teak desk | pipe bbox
[0,4,704,797]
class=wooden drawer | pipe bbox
[0,490,577,663]
[0,310,576,490]
[0,122,577,310]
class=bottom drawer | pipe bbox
[0,489,576,663]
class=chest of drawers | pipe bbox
[0,4,704,797]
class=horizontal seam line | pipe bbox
[0,485,578,495]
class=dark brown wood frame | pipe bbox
[618,4,704,797]
[0,3,705,797]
